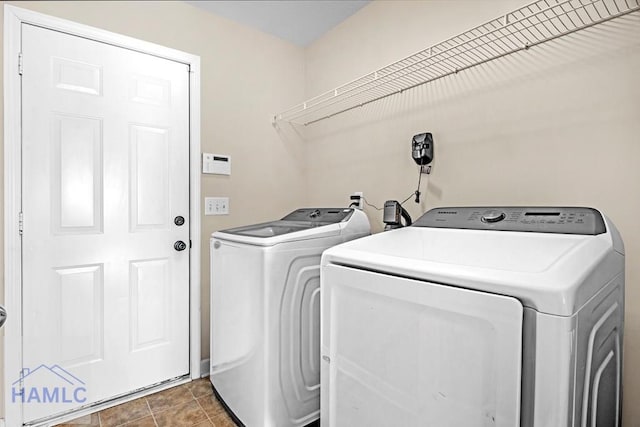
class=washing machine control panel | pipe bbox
[281,208,354,223]
[414,207,606,235]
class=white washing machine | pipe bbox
[210,208,370,427]
[320,207,624,427]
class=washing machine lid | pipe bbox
[322,207,624,316]
[213,208,361,246]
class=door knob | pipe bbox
[0,305,7,328]
[174,240,187,251]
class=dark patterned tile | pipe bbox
[187,378,213,398]
[210,412,237,427]
[55,412,100,426]
[154,400,208,427]
[122,415,157,427]
[196,394,227,418]
[100,398,151,427]
[146,383,193,413]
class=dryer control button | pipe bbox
[481,210,506,223]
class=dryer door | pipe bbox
[321,264,523,427]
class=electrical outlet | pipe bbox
[351,192,364,209]
[205,197,229,215]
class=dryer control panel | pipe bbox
[413,206,606,235]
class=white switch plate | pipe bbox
[205,197,229,215]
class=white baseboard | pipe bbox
[0,418,5,427]
[200,358,210,378]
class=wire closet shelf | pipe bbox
[273,0,640,126]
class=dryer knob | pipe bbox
[481,210,506,223]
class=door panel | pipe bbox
[20,23,190,423]
[130,258,170,350]
[55,264,104,365]
[130,125,170,230]
[52,56,102,96]
[130,74,171,106]
[52,114,103,233]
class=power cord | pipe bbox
[364,189,415,210]
[413,166,423,203]
[401,167,426,206]
[399,191,414,205]
[363,197,383,211]
[358,166,428,210]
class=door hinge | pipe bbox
[13,369,25,403]
[18,212,24,235]
[18,52,23,75]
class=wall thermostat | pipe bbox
[202,153,231,175]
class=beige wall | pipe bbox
[304,0,640,425]
[0,0,306,419]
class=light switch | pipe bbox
[205,197,229,215]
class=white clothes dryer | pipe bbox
[210,208,370,427]
[320,207,624,427]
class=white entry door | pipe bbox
[19,23,190,423]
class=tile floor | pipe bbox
[54,377,238,427]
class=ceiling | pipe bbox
[186,1,370,47]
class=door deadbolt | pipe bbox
[174,216,185,226]
[174,240,187,251]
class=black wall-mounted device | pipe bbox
[383,200,413,231]
[412,133,433,166]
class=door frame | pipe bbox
[3,5,202,425]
